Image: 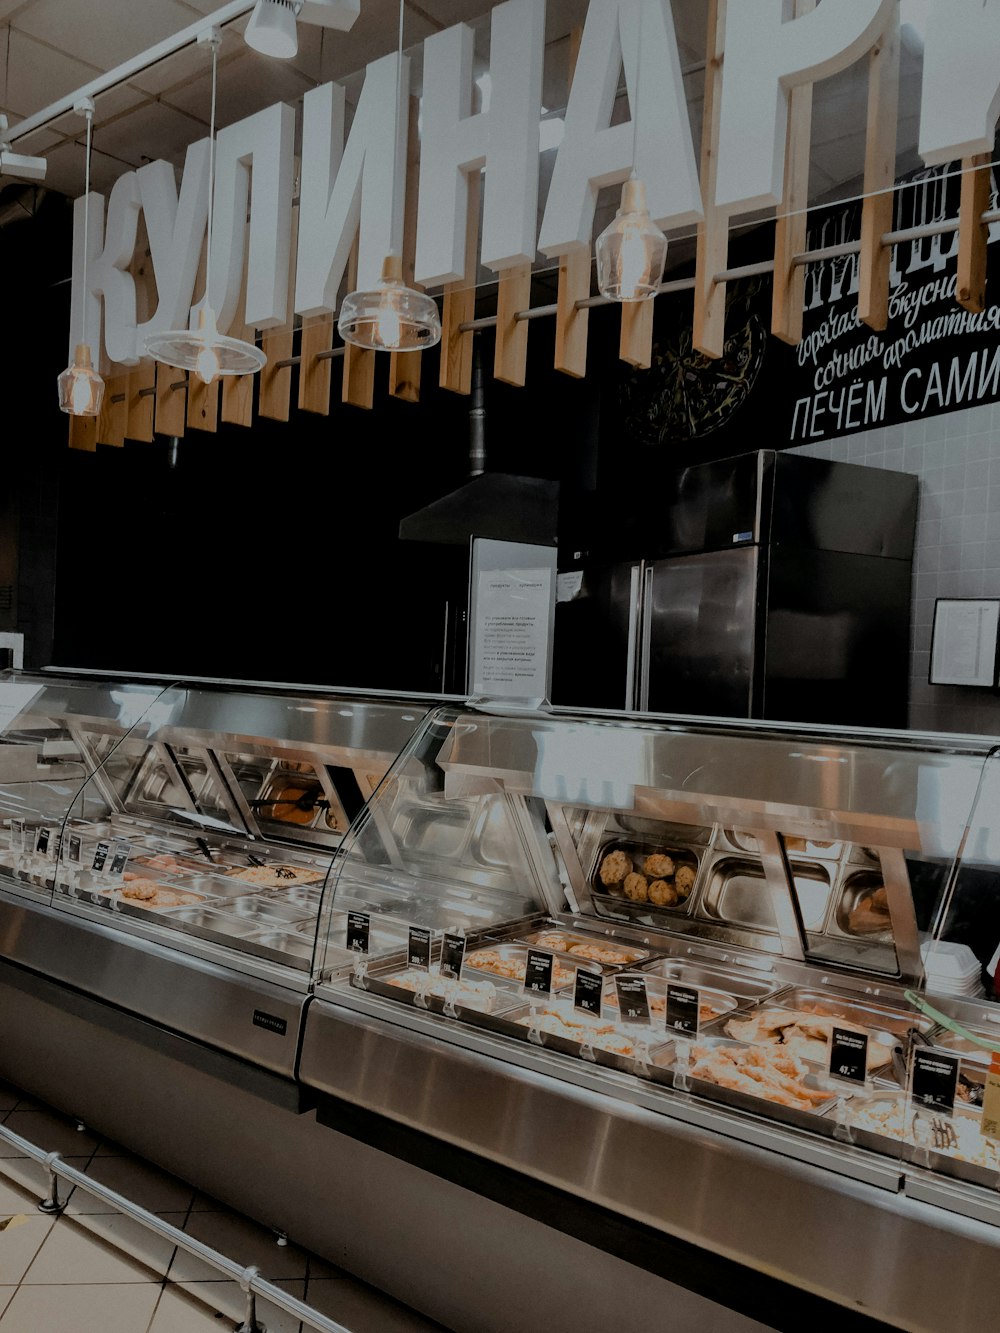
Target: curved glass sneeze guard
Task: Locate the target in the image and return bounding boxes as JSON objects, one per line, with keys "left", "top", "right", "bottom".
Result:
{"left": 322, "top": 705, "right": 1000, "bottom": 1201}
{"left": 37, "top": 680, "right": 429, "bottom": 981}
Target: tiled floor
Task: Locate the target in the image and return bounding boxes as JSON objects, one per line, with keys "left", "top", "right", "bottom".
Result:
{"left": 0, "top": 1079, "right": 448, "bottom": 1333}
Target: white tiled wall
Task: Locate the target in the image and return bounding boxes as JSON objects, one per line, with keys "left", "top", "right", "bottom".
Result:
{"left": 790, "top": 402, "right": 1000, "bottom": 735}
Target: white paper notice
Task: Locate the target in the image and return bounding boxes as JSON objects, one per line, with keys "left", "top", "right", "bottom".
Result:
{"left": 0, "top": 684, "right": 41, "bottom": 733}
{"left": 930, "top": 601, "right": 1000, "bottom": 687}
{"left": 473, "top": 568, "right": 552, "bottom": 700}
{"left": 556, "top": 570, "right": 584, "bottom": 604}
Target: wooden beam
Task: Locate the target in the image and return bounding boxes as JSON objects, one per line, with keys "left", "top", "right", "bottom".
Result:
{"left": 494, "top": 264, "right": 532, "bottom": 386}
{"left": 126, "top": 363, "right": 155, "bottom": 443}
{"left": 693, "top": 0, "right": 728, "bottom": 360}
{"left": 298, "top": 315, "right": 334, "bottom": 414}
{"left": 68, "top": 415, "right": 97, "bottom": 452}
{"left": 619, "top": 300, "right": 654, "bottom": 369}
{"left": 259, "top": 200, "right": 299, "bottom": 422}
{"left": 187, "top": 371, "right": 220, "bottom": 433}
{"left": 221, "top": 236, "right": 257, "bottom": 427}
{"left": 390, "top": 94, "right": 423, "bottom": 404}
{"left": 554, "top": 27, "right": 590, "bottom": 379}
{"left": 342, "top": 240, "right": 375, "bottom": 409}
{"left": 771, "top": 0, "right": 815, "bottom": 346}
{"left": 439, "top": 169, "right": 482, "bottom": 395}
{"left": 154, "top": 364, "right": 187, "bottom": 437}
{"left": 858, "top": 19, "right": 899, "bottom": 332}
{"left": 957, "top": 153, "right": 992, "bottom": 314}
{"left": 96, "top": 375, "right": 128, "bottom": 447}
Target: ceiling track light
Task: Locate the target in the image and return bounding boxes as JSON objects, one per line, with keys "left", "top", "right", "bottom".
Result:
{"left": 594, "top": 5, "right": 668, "bottom": 303}
{"left": 245, "top": 0, "right": 302, "bottom": 60}
{"left": 58, "top": 97, "right": 105, "bottom": 418}
{"left": 144, "top": 28, "right": 266, "bottom": 385}
{"left": 338, "top": 0, "right": 441, "bottom": 354}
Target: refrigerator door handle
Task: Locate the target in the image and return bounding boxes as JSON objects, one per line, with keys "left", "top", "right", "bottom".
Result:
{"left": 624, "top": 565, "right": 641, "bottom": 711}
{"left": 637, "top": 562, "right": 653, "bottom": 712}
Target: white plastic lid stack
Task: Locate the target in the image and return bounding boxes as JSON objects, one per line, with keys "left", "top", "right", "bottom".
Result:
{"left": 921, "top": 940, "right": 985, "bottom": 997}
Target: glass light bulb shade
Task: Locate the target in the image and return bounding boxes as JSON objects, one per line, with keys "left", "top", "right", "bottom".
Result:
{"left": 245, "top": 0, "right": 299, "bottom": 58}
{"left": 144, "top": 307, "right": 266, "bottom": 378}
{"left": 338, "top": 257, "right": 441, "bottom": 352}
{"left": 57, "top": 344, "right": 105, "bottom": 417}
{"left": 595, "top": 178, "right": 668, "bottom": 303}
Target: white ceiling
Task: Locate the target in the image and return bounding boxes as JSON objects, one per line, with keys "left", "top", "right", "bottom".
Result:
{"left": 0, "top": 0, "right": 925, "bottom": 266}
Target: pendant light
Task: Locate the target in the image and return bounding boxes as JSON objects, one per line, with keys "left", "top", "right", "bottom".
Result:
{"left": 57, "top": 99, "right": 105, "bottom": 417}
{"left": 595, "top": 5, "right": 668, "bottom": 302}
{"left": 145, "top": 29, "right": 266, "bottom": 383}
{"left": 338, "top": 0, "right": 441, "bottom": 352}
{"left": 245, "top": 0, "right": 301, "bottom": 60}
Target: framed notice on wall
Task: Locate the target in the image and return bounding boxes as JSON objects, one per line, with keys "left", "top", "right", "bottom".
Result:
{"left": 930, "top": 599, "right": 1000, "bottom": 687}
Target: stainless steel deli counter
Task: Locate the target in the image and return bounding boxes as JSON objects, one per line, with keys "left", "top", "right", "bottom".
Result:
{"left": 3, "top": 674, "right": 1000, "bottom": 1331}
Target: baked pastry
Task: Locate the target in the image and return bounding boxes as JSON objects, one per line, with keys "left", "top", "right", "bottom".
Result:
{"left": 675, "top": 865, "right": 696, "bottom": 898}
{"left": 226, "top": 864, "right": 324, "bottom": 888}
{"left": 847, "top": 885, "right": 891, "bottom": 934}
{"left": 122, "top": 878, "right": 157, "bottom": 901}
{"left": 648, "top": 879, "right": 677, "bottom": 906}
{"left": 599, "top": 850, "right": 632, "bottom": 886}
{"left": 623, "top": 872, "right": 649, "bottom": 902}
{"left": 644, "top": 853, "right": 675, "bottom": 878}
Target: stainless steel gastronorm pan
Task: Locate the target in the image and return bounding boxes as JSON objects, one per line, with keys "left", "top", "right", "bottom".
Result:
{"left": 590, "top": 840, "right": 700, "bottom": 915}
{"left": 697, "top": 857, "right": 832, "bottom": 934}
{"left": 638, "top": 958, "right": 783, "bottom": 1002}
{"left": 828, "top": 870, "right": 892, "bottom": 941}
{"left": 681, "top": 1036, "right": 842, "bottom": 1133}
{"left": 765, "top": 988, "right": 934, "bottom": 1040}
{"left": 464, "top": 941, "right": 606, "bottom": 989}
{"left": 601, "top": 974, "right": 739, "bottom": 1027}
{"left": 516, "top": 927, "right": 653, "bottom": 967}
{"left": 225, "top": 896, "right": 313, "bottom": 926}
{"left": 498, "top": 999, "right": 676, "bottom": 1076}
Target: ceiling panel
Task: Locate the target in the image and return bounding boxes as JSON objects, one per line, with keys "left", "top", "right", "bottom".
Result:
{"left": 13, "top": 0, "right": 203, "bottom": 72}
{"left": 4, "top": 29, "right": 100, "bottom": 117}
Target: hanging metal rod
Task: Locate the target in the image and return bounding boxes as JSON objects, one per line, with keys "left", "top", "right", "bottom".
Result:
{"left": 8, "top": 2, "right": 255, "bottom": 144}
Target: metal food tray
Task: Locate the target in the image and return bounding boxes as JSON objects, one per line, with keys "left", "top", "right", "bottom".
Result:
{"left": 931, "top": 1027, "right": 1000, "bottom": 1068}
{"left": 590, "top": 840, "right": 700, "bottom": 915}
{"left": 155, "top": 905, "right": 317, "bottom": 970}
{"left": 697, "top": 856, "right": 833, "bottom": 935}
{"left": 827, "top": 870, "right": 893, "bottom": 942}
{"left": 498, "top": 998, "right": 676, "bottom": 1076}
{"left": 356, "top": 951, "right": 534, "bottom": 1035}
{"left": 306, "top": 911, "right": 409, "bottom": 958}
{"left": 516, "top": 927, "right": 653, "bottom": 968}
{"left": 820, "top": 1090, "right": 1000, "bottom": 1190}
{"left": 638, "top": 958, "right": 783, "bottom": 1003}
{"left": 763, "top": 988, "right": 935, "bottom": 1041}
{"left": 680, "top": 1036, "right": 843, "bottom": 1136}
{"left": 225, "top": 895, "right": 314, "bottom": 926}
{"left": 464, "top": 941, "right": 606, "bottom": 990}
{"left": 602, "top": 973, "right": 740, "bottom": 1028}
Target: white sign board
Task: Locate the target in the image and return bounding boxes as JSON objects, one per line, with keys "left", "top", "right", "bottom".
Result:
{"left": 930, "top": 599, "right": 1000, "bottom": 687}
{"left": 469, "top": 539, "right": 557, "bottom": 706}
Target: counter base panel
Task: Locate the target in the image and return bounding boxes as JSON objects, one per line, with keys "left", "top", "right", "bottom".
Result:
{"left": 0, "top": 964, "right": 780, "bottom": 1333}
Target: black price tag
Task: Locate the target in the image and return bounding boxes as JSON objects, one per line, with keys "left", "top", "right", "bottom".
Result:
{"left": 615, "top": 974, "right": 651, "bottom": 1025}
{"left": 573, "top": 968, "right": 603, "bottom": 1017}
{"left": 92, "top": 841, "right": 110, "bottom": 873}
{"left": 408, "top": 925, "right": 431, "bottom": 973}
{"left": 911, "top": 1049, "right": 960, "bottom": 1113}
{"left": 346, "top": 911, "right": 371, "bottom": 954}
{"left": 666, "top": 984, "right": 701, "bottom": 1037}
{"left": 523, "top": 949, "right": 554, "bottom": 995}
{"left": 35, "top": 828, "right": 50, "bottom": 857}
{"left": 830, "top": 1026, "right": 869, "bottom": 1084}
{"left": 440, "top": 932, "right": 466, "bottom": 980}
{"left": 109, "top": 840, "right": 132, "bottom": 877}
{"left": 67, "top": 834, "right": 82, "bottom": 866}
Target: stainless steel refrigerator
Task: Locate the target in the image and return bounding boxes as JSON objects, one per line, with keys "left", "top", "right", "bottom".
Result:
{"left": 553, "top": 451, "right": 917, "bottom": 727}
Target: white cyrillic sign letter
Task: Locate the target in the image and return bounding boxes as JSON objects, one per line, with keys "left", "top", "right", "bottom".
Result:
{"left": 195, "top": 102, "right": 295, "bottom": 332}
{"left": 295, "top": 55, "right": 403, "bottom": 317}
{"left": 415, "top": 0, "right": 545, "bottom": 286}
{"left": 538, "top": 0, "right": 700, "bottom": 259}
{"left": 715, "top": 0, "right": 895, "bottom": 212}
{"left": 70, "top": 171, "right": 142, "bottom": 367}
{"left": 136, "top": 140, "right": 211, "bottom": 344}
{"left": 920, "top": 0, "right": 1000, "bottom": 164}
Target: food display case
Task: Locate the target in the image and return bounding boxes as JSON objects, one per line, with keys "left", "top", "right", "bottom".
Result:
{"left": 301, "top": 704, "right": 1000, "bottom": 1331}
{"left": 0, "top": 669, "right": 435, "bottom": 1085}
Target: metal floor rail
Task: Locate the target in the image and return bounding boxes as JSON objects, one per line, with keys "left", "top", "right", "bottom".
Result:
{"left": 0, "top": 1121, "right": 353, "bottom": 1333}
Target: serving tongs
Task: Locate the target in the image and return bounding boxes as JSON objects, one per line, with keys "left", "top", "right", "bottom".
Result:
{"left": 891, "top": 1024, "right": 935, "bottom": 1087}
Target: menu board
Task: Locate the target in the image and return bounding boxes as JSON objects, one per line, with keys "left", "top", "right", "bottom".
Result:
{"left": 469, "top": 539, "right": 557, "bottom": 705}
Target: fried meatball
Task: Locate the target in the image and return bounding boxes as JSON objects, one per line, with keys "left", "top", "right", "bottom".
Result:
{"left": 121, "top": 878, "right": 158, "bottom": 901}
{"left": 623, "top": 871, "right": 649, "bottom": 902}
{"left": 644, "top": 853, "right": 675, "bottom": 879}
{"left": 674, "top": 864, "right": 696, "bottom": 898}
{"left": 648, "top": 879, "right": 678, "bottom": 907}
{"left": 599, "top": 849, "right": 632, "bottom": 886}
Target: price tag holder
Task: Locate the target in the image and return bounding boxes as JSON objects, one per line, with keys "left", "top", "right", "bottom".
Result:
{"left": 573, "top": 968, "right": 603, "bottom": 1017}
{"left": 614, "top": 974, "right": 651, "bottom": 1025}
{"left": 910, "top": 1049, "right": 959, "bottom": 1114}
{"left": 666, "top": 984, "right": 701, "bottom": 1037}
{"left": 440, "top": 932, "right": 466, "bottom": 980}
{"left": 830, "top": 1026, "right": 869, "bottom": 1086}
{"left": 981, "top": 1055, "right": 1000, "bottom": 1143}
{"left": 92, "top": 841, "right": 110, "bottom": 874}
{"left": 9, "top": 819, "right": 23, "bottom": 853}
{"left": 109, "top": 840, "right": 132, "bottom": 877}
{"left": 35, "top": 827, "right": 51, "bottom": 857}
{"left": 346, "top": 912, "right": 371, "bottom": 954}
{"left": 523, "top": 949, "right": 554, "bottom": 996}
{"left": 407, "top": 925, "right": 431, "bottom": 973}
{"left": 67, "top": 834, "right": 82, "bottom": 866}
